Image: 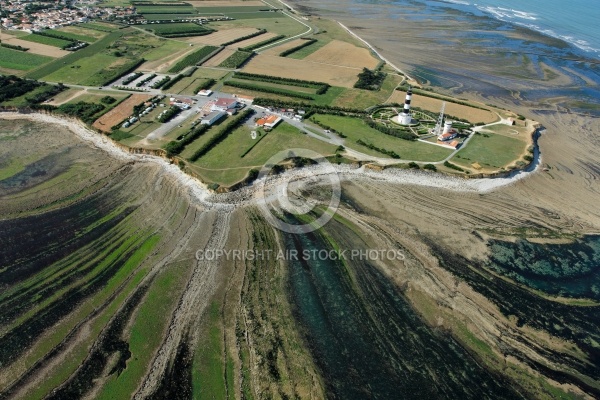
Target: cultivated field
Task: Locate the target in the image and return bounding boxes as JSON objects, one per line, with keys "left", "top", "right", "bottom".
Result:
{"left": 242, "top": 54, "right": 363, "bottom": 88}
{"left": 188, "top": 1, "right": 264, "bottom": 6}
{"left": 232, "top": 32, "right": 277, "bottom": 49}
{"left": 20, "top": 34, "right": 72, "bottom": 48}
{"left": 57, "top": 25, "right": 107, "bottom": 40}
{"left": 0, "top": 32, "right": 69, "bottom": 58}
{"left": 261, "top": 38, "right": 306, "bottom": 55}
{"left": 92, "top": 94, "right": 151, "bottom": 132}
{"left": 140, "top": 44, "right": 198, "bottom": 73}
{"left": 45, "top": 88, "right": 85, "bottom": 106}
{"left": 0, "top": 47, "right": 53, "bottom": 71}
{"left": 202, "top": 48, "right": 236, "bottom": 67}
{"left": 304, "top": 40, "right": 379, "bottom": 69}
{"left": 183, "top": 27, "right": 258, "bottom": 45}
{"left": 389, "top": 91, "right": 499, "bottom": 124}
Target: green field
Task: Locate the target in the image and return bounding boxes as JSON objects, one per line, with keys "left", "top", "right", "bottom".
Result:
{"left": 0, "top": 47, "right": 53, "bottom": 71}
{"left": 139, "top": 39, "right": 188, "bottom": 62}
{"left": 146, "top": 22, "right": 212, "bottom": 37}
{"left": 42, "top": 53, "right": 140, "bottom": 86}
{"left": 169, "top": 45, "right": 218, "bottom": 73}
{"left": 312, "top": 114, "right": 453, "bottom": 161}
{"left": 57, "top": 25, "right": 108, "bottom": 40}
{"left": 451, "top": 132, "right": 527, "bottom": 169}
{"left": 49, "top": 29, "right": 98, "bottom": 43}
{"left": 225, "top": 11, "right": 282, "bottom": 19}
{"left": 26, "top": 30, "right": 124, "bottom": 79}
{"left": 20, "top": 34, "right": 72, "bottom": 48}
{"left": 194, "top": 6, "right": 271, "bottom": 13}
{"left": 143, "top": 13, "right": 200, "bottom": 20}
{"left": 137, "top": 5, "right": 196, "bottom": 14}
{"left": 26, "top": 28, "right": 185, "bottom": 85}
{"left": 80, "top": 22, "right": 119, "bottom": 32}
{"left": 218, "top": 51, "right": 253, "bottom": 69}
{"left": 186, "top": 122, "right": 337, "bottom": 186}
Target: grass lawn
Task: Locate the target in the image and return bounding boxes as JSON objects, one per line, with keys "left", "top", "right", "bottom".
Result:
{"left": 138, "top": 38, "right": 188, "bottom": 61}
{"left": 57, "top": 25, "right": 108, "bottom": 40}
{"left": 0, "top": 47, "right": 53, "bottom": 71}
{"left": 332, "top": 74, "right": 403, "bottom": 109}
{"left": 451, "top": 132, "right": 528, "bottom": 169}
{"left": 313, "top": 114, "right": 453, "bottom": 161}
{"left": 41, "top": 53, "right": 123, "bottom": 85}
{"left": 48, "top": 28, "right": 97, "bottom": 43}
{"left": 26, "top": 30, "right": 123, "bottom": 79}
{"left": 80, "top": 22, "right": 120, "bottom": 32}
{"left": 20, "top": 33, "right": 72, "bottom": 48}
{"left": 187, "top": 121, "right": 337, "bottom": 186}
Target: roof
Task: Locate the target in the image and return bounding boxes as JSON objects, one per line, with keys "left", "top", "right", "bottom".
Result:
{"left": 214, "top": 98, "right": 237, "bottom": 107}
{"left": 203, "top": 110, "right": 225, "bottom": 120}
{"left": 256, "top": 115, "right": 280, "bottom": 126}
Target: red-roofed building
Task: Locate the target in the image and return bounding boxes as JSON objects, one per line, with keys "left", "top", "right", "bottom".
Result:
{"left": 256, "top": 115, "right": 282, "bottom": 130}
{"left": 211, "top": 97, "right": 238, "bottom": 112}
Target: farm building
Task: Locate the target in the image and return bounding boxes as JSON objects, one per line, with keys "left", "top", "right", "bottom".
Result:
{"left": 211, "top": 97, "right": 239, "bottom": 112}
{"left": 256, "top": 115, "right": 281, "bottom": 130}
{"left": 201, "top": 111, "right": 226, "bottom": 126}
{"left": 197, "top": 89, "right": 213, "bottom": 97}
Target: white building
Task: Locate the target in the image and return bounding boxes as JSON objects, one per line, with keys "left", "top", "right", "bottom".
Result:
{"left": 201, "top": 111, "right": 225, "bottom": 126}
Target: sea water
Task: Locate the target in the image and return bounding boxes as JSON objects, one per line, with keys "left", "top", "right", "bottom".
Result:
{"left": 437, "top": 0, "right": 600, "bottom": 58}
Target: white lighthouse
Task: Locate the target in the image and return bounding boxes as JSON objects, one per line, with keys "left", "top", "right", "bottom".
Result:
{"left": 396, "top": 87, "right": 413, "bottom": 125}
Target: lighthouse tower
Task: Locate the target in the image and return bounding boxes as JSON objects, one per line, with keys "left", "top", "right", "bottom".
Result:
{"left": 397, "top": 87, "right": 413, "bottom": 125}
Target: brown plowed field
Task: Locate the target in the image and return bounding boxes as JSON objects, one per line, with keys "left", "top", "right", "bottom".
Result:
{"left": 202, "top": 48, "right": 236, "bottom": 67}
{"left": 304, "top": 40, "right": 379, "bottom": 69}
{"left": 92, "top": 94, "right": 152, "bottom": 132}
{"left": 242, "top": 54, "right": 361, "bottom": 88}
{"left": 0, "top": 32, "right": 69, "bottom": 58}
{"left": 389, "top": 91, "right": 498, "bottom": 124}
{"left": 261, "top": 38, "right": 306, "bottom": 56}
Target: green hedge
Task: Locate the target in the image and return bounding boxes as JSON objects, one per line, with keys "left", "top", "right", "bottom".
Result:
{"left": 240, "top": 35, "right": 285, "bottom": 51}
{"left": 168, "top": 46, "right": 219, "bottom": 73}
{"left": 193, "top": 79, "right": 216, "bottom": 93}
{"left": 0, "top": 43, "right": 29, "bottom": 52}
{"left": 157, "top": 106, "right": 181, "bottom": 123}
{"left": 279, "top": 38, "right": 317, "bottom": 57}
{"left": 233, "top": 72, "right": 329, "bottom": 94}
{"left": 218, "top": 51, "right": 253, "bottom": 69}
{"left": 356, "top": 139, "right": 400, "bottom": 158}
{"left": 222, "top": 29, "right": 266, "bottom": 46}
{"left": 161, "top": 74, "right": 183, "bottom": 90}
{"left": 223, "top": 81, "right": 314, "bottom": 100}
{"left": 164, "top": 124, "right": 210, "bottom": 156}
